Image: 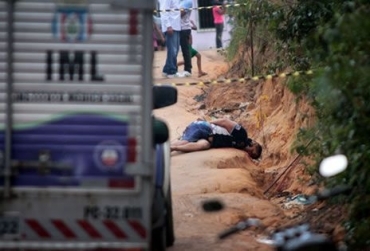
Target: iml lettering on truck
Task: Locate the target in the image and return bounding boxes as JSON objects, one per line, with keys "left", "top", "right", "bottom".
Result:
{"left": 46, "top": 50, "right": 104, "bottom": 81}
{"left": 46, "top": 5, "right": 103, "bottom": 81}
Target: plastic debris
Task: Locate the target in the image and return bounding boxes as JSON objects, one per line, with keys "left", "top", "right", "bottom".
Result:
{"left": 282, "top": 194, "right": 314, "bottom": 209}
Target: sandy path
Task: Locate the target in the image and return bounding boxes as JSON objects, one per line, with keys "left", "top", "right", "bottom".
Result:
{"left": 153, "top": 50, "right": 282, "bottom": 250}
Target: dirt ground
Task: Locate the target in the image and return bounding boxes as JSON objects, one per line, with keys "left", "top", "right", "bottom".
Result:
{"left": 153, "top": 49, "right": 337, "bottom": 250}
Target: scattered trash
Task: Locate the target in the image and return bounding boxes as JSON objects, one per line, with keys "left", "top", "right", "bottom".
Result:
{"left": 256, "top": 235, "right": 275, "bottom": 245}
{"left": 282, "top": 194, "right": 314, "bottom": 210}
{"left": 184, "top": 213, "right": 194, "bottom": 218}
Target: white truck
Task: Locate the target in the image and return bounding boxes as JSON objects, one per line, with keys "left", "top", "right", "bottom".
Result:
{"left": 0, "top": 0, "right": 176, "bottom": 250}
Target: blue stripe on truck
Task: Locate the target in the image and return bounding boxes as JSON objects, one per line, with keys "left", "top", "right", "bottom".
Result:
{"left": 0, "top": 113, "right": 135, "bottom": 187}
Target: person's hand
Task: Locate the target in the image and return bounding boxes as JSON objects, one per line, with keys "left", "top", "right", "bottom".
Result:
{"left": 166, "top": 26, "right": 174, "bottom": 35}
{"left": 190, "top": 20, "right": 197, "bottom": 30}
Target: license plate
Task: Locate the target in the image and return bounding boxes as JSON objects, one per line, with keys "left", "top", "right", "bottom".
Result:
{"left": 0, "top": 216, "right": 20, "bottom": 236}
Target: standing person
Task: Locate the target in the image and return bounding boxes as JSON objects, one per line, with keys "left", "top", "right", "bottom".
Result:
{"left": 153, "top": 14, "right": 165, "bottom": 51}
{"left": 153, "top": 19, "right": 165, "bottom": 51}
{"left": 212, "top": 0, "right": 226, "bottom": 49}
{"left": 179, "top": 0, "right": 193, "bottom": 77}
{"left": 160, "top": 0, "right": 181, "bottom": 78}
{"left": 177, "top": 20, "right": 208, "bottom": 77}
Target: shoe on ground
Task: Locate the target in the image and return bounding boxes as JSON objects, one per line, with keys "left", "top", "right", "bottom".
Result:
{"left": 182, "top": 71, "right": 191, "bottom": 77}
{"left": 166, "top": 71, "right": 191, "bottom": 78}
{"left": 162, "top": 72, "right": 168, "bottom": 77}
{"left": 167, "top": 72, "right": 186, "bottom": 78}
{"left": 166, "top": 73, "right": 179, "bottom": 78}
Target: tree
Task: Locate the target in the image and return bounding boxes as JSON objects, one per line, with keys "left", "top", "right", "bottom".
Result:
{"left": 229, "top": 0, "right": 370, "bottom": 248}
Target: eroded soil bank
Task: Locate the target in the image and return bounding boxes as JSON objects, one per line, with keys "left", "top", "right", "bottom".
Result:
{"left": 154, "top": 49, "right": 339, "bottom": 250}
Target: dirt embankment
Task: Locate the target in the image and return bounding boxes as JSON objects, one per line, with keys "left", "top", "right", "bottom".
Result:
{"left": 195, "top": 75, "right": 317, "bottom": 195}
{"left": 153, "top": 49, "right": 333, "bottom": 250}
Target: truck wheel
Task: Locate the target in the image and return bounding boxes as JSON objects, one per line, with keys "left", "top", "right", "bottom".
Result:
{"left": 151, "top": 224, "right": 166, "bottom": 251}
{"left": 151, "top": 189, "right": 167, "bottom": 251}
{"left": 165, "top": 185, "right": 175, "bottom": 247}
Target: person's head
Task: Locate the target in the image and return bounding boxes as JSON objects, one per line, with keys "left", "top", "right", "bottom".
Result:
{"left": 213, "top": 0, "right": 222, "bottom": 6}
{"left": 245, "top": 140, "right": 262, "bottom": 160}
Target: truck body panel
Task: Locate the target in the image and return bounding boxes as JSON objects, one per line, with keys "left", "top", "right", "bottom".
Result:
{"left": 0, "top": 0, "right": 158, "bottom": 249}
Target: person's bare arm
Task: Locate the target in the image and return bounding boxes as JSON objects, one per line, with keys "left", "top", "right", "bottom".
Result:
{"left": 190, "top": 20, "right": 197, "bottom": 30}
{"left": 216, "top": 6, "right": 226, "bottom": 15}
{"left": 171, "top": 139, "right": 211, "bottom": 152}
{"left": 209, "top": 118, "right": 237, "bottom": 133}
{"left": 153, "top": 24, "right": 165, "bottom": 43}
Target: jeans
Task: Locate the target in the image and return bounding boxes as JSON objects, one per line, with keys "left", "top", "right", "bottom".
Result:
{"left": 215, "top": 23, "right": 224, "bottom": 49}
{"left": 181, "top": 121, "right": 212, "bottom": 142}
{"left": 162, "top": 30, "right": 180, "bottom": 75}
{"left": 180, "top": 29, "right": 192, "bottom": 73}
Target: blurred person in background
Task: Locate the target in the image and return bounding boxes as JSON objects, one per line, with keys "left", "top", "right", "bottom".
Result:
{"left": 179, "top": 0, "right": 193, "bottom": 77}
{"left": 177, "top": 20, "right": 207, "bottom": 77}
{"left": 153, "top": 16, "right": 165, "bottom": 51}
{"left": 153, "top": 14, "right": 165, "bottom": 51}
{"left": 160, "top": 0, "right": 181, "bottom": 78}
{"left": 212, "top": 0, "right": 226, "bottom": 49}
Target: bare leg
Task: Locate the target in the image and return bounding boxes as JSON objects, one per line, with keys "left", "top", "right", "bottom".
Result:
{"left": 196, "top": 53, "right": 207, "bottom": 77}
{"left": 177, "top": 61, "right": 184, "bottom": 67}
{"left": 171, "top": 140, "right": 190, "bottom": 151}
{"left": 171, "top": 140, "right": 189, "bottom": 147}
{"left": 171, "top": 139, "right": 211, "bottom": 153}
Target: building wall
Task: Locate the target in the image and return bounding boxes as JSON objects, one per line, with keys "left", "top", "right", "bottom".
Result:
{"left": 154, "top": 0, "right": 233, "bottom": 51}
{"left": 188, "top": 0, "right": 232, "bottom": 51}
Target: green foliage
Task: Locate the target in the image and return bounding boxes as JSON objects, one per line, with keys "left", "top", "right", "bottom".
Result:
{"left": 226, "top": 0, "right": 279, "bottom": 75}
{"left": 226, "top": 24, "right": 248, "bottom": 62}
{"left": 268, "top": 0, "right": 340, "bottom": 70}
{"left": 314, "top": 5, "right": 370, "bottom": 248}
{"left": 281, "top": 1, "right": 370, "bottom": 249}
{"left": 285, "top": 75, "right": 311, "bottom": 95}
{"left": 228, "top": 0, "right": 370, "bottom": 248}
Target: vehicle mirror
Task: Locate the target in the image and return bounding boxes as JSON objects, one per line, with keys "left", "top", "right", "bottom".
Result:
{"left": 319, "top": 154, "right": 348, "bottom": 177}
{"left": 153, "top": 117, "right": 169, "bottom": 144}
{"left": 153, "top": 85, "right": 177, "bottom": 109}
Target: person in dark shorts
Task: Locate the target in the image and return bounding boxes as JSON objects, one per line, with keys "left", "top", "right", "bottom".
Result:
{"left": 171, "top": 118, "right": 262, "bottom": 159}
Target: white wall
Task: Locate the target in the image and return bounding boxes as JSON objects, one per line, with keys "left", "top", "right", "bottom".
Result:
{"left": 189, "top": 1, "right": 232, "bottom": 51}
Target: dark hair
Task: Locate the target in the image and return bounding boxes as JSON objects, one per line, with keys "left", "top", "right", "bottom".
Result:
{"left": 250, "top": 142, "right": 262, "bottom": 159}
{"left": 213, "top": 0, "right": 222, "bottom": 6}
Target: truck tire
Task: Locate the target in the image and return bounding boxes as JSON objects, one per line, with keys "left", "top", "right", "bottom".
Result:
{"left": 165, "top": 185, "right": 175, "bottom": 247}
{"left": 151, "top": 189, "right": 166, "bottom": 251}
{"left": 151, "top": 224, "right": 166, "bottom": 251}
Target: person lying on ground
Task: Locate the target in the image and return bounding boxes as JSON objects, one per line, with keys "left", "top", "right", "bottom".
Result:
{"left": 177, "top": 20, "right": 207, "bottom": 78}
{"left": 170, "top": 118, "right": 262, "bottom": 159}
